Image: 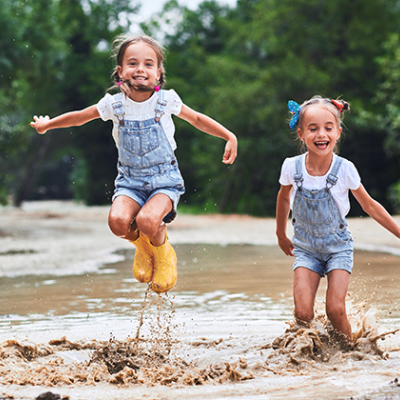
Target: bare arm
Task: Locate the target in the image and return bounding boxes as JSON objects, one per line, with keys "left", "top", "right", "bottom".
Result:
{"left": 276, "top": 184, "right": 294, "bottom": 256}
{"left": 30, "top": 105, "right": 100, "bottom": 134}
{"left": 177, "top": 104, "right": 237, "bottom": 164}
{"left": 351, "top": 184, "right": 400, "bottom": 239}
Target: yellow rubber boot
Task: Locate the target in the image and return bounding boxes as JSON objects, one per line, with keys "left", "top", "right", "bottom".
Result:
{"left": 151, "top": 232, "right": 177, "bottom": 293}
{"left": 131, "top": 233, "right": 154, "bottom": 283}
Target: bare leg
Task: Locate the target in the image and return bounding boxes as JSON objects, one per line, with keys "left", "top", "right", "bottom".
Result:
{"left": 326, "top": 269, "right": 351, "bottom": 340}
{"left": 135, "top": 194, "right": 177, "bottom": 293}
{"left": 135, "top": 193, "right": 173, "bottom": 247}
{"left": 293, "top": 267, "right": 321, "bottom": 324}
{"left": 108, "top": 195, "right": 141, "bottom": 242}
{"left": 108, "top": 194, "right": 173, "bottom": 286}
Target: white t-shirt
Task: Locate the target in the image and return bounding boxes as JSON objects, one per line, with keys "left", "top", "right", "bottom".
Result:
{"left": 279, "top": 153, "right": 361, "bottom": 218}
{"left": 96, "top": 89, "right": 183, "bottom": 150}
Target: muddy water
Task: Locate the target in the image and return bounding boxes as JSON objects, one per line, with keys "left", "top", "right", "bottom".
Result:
{"left": 0, "top": 244, "right": 400, "bottom": 400}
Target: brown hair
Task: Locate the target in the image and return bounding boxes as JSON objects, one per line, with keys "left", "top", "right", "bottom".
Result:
{"left": 109, "top": 35, "right": 166, "bottom": 95}
{"left": 297, "top": 95, "right": 350, "bottom": 130}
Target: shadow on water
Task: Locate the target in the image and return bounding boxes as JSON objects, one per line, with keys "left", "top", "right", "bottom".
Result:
{"left": 0, "top": 244, "right": 399, "bottom": 400}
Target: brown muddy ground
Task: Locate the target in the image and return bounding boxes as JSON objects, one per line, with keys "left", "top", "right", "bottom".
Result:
{"left": 0, "top": 201, "right": 400, "bottom": 400}
{"left": 1, "top": 200, "right": 400, "bottom": 278}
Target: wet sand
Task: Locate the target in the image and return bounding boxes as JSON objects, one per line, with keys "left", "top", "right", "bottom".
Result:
{"left": 1, "top": 201, "right": 400, "bottom": 400}
{"left": 1, "top": 200, "right": 400, "bottom": 278}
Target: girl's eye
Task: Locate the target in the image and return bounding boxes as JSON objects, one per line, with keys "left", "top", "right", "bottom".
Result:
{"left": 146, "top": 63, "right": 153, "bottom": 67}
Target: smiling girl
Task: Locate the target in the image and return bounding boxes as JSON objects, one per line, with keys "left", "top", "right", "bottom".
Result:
{"left": 276, "top": 96, "right": 400, "bottom": 342}
{"left": 31, "top": 35, "right": 237, "bottom": 294}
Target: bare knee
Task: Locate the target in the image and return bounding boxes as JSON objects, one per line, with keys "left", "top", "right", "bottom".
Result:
{"left": 326, "top": 301, "right": 346, "bottom": 322}
{"left": 135, "top": 210, "right": 162, "bottom": 238}
{"left": 294, "top": 307, "right": 314, "bottom": 324}
{"left": 108, "top": 209, "right": 134, "bottom": 238}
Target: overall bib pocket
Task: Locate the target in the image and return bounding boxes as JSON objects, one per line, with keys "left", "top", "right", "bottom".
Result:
{"left": 122, "top": 126, "right": 159, "bottom": 156}
{"left": 294, "top": 195, "right": 335, "bottom": 226}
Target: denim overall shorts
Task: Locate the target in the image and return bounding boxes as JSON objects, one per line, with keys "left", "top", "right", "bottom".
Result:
{"left": 291, "top": 154, "right": 354, "bottom": 277}
{"left": 111, "top": 90, "right": 185, "bottom": 223}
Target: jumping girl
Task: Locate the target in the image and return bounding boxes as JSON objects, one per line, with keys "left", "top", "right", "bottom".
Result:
{"left": 276, "top": 96, "right": 400, "bottom": 341}
{"left": 31, "top": 35, "right": 237, "bottom": 294}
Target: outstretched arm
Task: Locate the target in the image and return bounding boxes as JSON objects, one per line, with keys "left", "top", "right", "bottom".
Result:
{"left": 30, "top": 105, "right": 100, "bottom": 134}
{"left": 276, "top": 184, "right": 295, "bottom": 256}
{"left": 352, "top": 184, "right": 400, "bottom": 239}
{"left": 177, "top": 104, "right": 237, "bottom": 164}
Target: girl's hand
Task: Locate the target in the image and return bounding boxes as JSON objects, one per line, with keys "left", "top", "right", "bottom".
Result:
{"left": 30, "top": 115, "right": 50, "bottom": 134}
{"left": 222, "top": 137, "right": 238, "bottom": 164}
{"left": 278, "top": 235, "right": 294, "bottom": 256}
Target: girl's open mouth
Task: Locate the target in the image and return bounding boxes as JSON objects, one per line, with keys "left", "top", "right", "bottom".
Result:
{"left": 315, "top": 141, "right": 329, "bottom": 149}
{"left": 133, "top": 77, "right": 147, "bottom": 82}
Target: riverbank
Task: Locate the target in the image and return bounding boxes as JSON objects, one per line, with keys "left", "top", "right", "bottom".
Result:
{"left": 1, "top": 200, "right": 400, "bottom": 400}
{"left": 1, "top": 200, "right": 400, "bottom": 277}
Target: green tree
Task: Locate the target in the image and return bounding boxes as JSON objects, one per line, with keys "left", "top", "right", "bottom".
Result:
{"left": 0, "top": 0, "right": 138, "bottom": 205}
{"left": 374, "top": 33, "right": 400, "bottom": 212}
{"left": 146, "top": 0, "right": 400, "bottom": 215}
{"left": 2, "top": 0, "right": 400, "bottom": 216}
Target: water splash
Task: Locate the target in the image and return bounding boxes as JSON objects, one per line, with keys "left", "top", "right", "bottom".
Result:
{"left": 0, "top": 299, "right": 398, "bottom": 391}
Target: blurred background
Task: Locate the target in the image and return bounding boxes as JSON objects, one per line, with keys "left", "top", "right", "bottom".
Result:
{"left": 2, "top": 0, "right": 400, "bottom": 217}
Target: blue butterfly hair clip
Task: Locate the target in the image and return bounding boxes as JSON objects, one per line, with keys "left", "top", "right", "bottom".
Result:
{"left": 288, "top": 100, "right": 301, "bottom": 129}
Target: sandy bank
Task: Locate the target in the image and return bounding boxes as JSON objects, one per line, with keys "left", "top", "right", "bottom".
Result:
{"left": 0, "top": 200, "right": 399, "bottom": 277}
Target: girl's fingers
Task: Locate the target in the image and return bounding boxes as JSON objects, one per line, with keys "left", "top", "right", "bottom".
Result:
{"left": 223, "top": 148, "right": 237, "bottom": 164}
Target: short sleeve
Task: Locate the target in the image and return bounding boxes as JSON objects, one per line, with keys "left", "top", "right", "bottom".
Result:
{"left": 342, "top": 159, "right": 361, "bottom": 190}
{"left": 167, "top": 89, "right": 183, "bottom": 116}
{"left": 279, "top": 158, "right": 294, "bottom": 186}
{"left": 96, "top": 93, "right": 114, "bottom": 122}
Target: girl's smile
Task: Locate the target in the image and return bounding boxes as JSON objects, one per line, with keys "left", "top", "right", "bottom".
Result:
{"left": 117, "top": 41, "right": 161, "bottom": 101}
{"left": 298, "top": 105, "right": 342, "bottom": 157}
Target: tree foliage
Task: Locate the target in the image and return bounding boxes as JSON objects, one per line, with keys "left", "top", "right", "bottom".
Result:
{"left": 0, "top": 0, "right": 138, "bottom": 205}
{"left": 2, "top": 0, "right": 400, "bottom": 216}
{"left": 145, "top": 0, "right": 400, "bottom": 215}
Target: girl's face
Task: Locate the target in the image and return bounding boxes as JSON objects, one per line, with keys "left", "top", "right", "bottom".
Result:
{"left": 297, "top": 105, "right": 342, "bottom": 158}
{"left": 117, "top": 41, "right": 161, "bottom": 92}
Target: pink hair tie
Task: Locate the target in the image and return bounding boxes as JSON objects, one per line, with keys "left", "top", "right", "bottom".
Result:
{"left": 117, "top": 81, "right": 122, "bottom": 86}
{"left": 331, "top": 99, "right": 344, "bottom": 113}
{"left": 154, "top": 85, "right": 160, "bottom": 92}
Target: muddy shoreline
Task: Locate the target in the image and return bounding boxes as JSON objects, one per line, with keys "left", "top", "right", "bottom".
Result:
{"left": 0, "top": 201, "right": 400, "bottom": 400}
{"left": 1, "top": 200, "right": 400, "bottom": 278}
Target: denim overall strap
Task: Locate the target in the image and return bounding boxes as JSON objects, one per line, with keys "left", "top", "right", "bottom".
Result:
{"left": 293, "top": 154, "right": 305, "bottom": 189}
{"left": 111, "top": 91, "right": 167, "bottom": 123}
{"left": 112, "top": 93, "right": 125, "bottom": 126}
{"left": 155, "top": 90, "right": 167, "bottom": 122}
{"left": 325, "top": 156, "right": 343, "bottom": 191}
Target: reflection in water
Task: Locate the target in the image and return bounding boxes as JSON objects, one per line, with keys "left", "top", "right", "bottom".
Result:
{"left": 0, "top": 244, "right": 399, "bottom": 400}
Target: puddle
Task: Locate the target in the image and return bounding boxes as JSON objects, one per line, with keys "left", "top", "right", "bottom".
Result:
{"left": 0, "top": 244, "right": 399, "bottom": 400}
